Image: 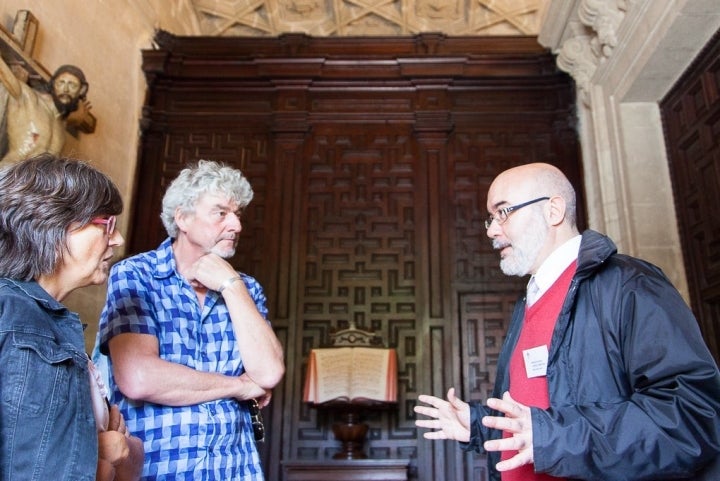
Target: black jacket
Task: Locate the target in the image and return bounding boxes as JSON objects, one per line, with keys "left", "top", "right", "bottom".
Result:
{"left": 466, "top": 230, "right": 720, "bottom": 480}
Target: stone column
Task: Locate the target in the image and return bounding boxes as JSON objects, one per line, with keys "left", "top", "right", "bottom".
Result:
{"left": 537, "top": 0, "right": 710, "bottom": 299}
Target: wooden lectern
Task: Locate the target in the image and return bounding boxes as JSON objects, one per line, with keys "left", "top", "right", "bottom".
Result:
{"left": 303, "top": 323, "right": 398, "bottom": 459}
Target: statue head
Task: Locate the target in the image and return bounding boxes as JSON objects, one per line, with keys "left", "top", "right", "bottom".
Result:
{"left": 48, "top": 65, "right": 88, "bottom": 118}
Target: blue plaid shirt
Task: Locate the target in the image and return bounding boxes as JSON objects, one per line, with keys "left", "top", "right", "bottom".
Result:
{"left": 98, "top": 238, "right": 266, "bottom": 480}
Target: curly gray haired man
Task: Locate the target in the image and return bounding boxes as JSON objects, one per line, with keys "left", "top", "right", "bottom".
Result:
{"left": 97, "top": 159, "right": 284, "bottom": 480}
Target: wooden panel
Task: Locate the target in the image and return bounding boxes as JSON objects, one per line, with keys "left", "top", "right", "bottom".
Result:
{"left": 661, "top": 29, "right": 720, "bottom": 365}
{"left": 132, "top": 33, "right": 580, "bottom": 481}
{"left": 292, "top": 126, "right": 420, "bottom": 462}
{"left": 284, "top": 459, "right": 409, "bottom": 480}
{"left": 457, "top": 292, "right": 518, "bottom": 481}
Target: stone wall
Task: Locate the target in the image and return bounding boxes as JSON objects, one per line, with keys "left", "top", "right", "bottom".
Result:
{"left": 540, "top": 0, "right": 720, "bottom": 300}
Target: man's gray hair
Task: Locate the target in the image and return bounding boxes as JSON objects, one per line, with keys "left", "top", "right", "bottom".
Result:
{"left": 161, "top": 160, "right": 254, "bottom": 238}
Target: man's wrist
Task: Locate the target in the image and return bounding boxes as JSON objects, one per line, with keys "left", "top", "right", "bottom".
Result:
{"left": 218, "top": 275, "right": 242, "bottom": 293}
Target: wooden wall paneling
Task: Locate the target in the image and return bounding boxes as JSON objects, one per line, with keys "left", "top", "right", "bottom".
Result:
{"left": 413, "top": 110, "right": 470, "bottom": 479}
{"left": 457, "top": 292, "right": 516, "bottom": 481}
{"left": 268, "top": 127, "right": 308, "bottom": 481}
{"left": 128, "top": 128, "right": 165, "bottom": 252}
{"left": 133, "top": 33, "right": 580, "bottom": 481}
{"left": 413, "top": 111, "right": 457, "bottom": 480}
{"left": 661, "top": 29, "right": 720, "bottom": 364}
{"left": 293, "top": 123, "right": 422, "bottom": 461}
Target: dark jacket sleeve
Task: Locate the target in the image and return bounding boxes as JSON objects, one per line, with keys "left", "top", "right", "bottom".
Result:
{"left": 463, "top": 401, "right": 491, "bottom": 452}
{"left": 462, "top": 294, "right": 526, "bottom": 480}
{"left": 462, "top": 402, "right": 503, "bottom": 481}
{"left": 532, "top": 258, "right": 720, "bottom": 481}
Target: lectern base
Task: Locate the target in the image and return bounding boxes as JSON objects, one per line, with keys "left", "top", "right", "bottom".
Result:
{"left": 332, "top": 410, "right": 368, "bottom": 459}
{"left": 283, "top": 459, "right": 410, "bottom": 481}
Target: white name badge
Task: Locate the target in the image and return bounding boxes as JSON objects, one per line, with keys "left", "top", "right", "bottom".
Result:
{"left": 523, "top": 345, "right": 549, "bottom": 378}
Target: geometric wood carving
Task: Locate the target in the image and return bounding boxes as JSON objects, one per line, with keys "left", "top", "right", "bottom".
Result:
{"left": 459, "top": 292, "right": 516, "bottom": 403}
{"left": 296, "top": 127, "right": 420, "bottom": 460}
{"left": 660, "top": 30, "right": 720, "bottom": 365}
{"left": 457, "top": 291, "right": 519, "bottom": 481}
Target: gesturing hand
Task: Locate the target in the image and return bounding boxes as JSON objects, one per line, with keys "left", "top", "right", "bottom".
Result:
{"left": 414, "top": 387, "right": 471, "bottom": 442}
{"left": 481, "top": 391, "right": 534, "bottom": 471}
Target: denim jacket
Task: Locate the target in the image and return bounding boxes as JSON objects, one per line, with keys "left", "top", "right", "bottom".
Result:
{"left": 0, "top": 278, "right": 98, "bottom": 480}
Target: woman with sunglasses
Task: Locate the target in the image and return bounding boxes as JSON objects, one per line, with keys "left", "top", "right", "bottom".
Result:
{"left": 0, "top": 154, "right": 141, "bottom": 481}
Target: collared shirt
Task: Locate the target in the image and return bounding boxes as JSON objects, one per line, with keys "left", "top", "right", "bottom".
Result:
{"left": 529, "top": 235, "right": 582, "bottom": 304}
{"left": 0, "top": 279, "right": 97, "bottom": 481}
{"left": 98, "top": 238, "right": 267, "bottom": 481}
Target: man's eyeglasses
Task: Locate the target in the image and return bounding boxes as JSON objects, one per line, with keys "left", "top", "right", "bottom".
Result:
{"left": 249, "top": 399, "right": 265, "bottom": 443}
{"left": 90, "top": 215, "right": 117, "bottom": 236}
{"left": 484, "top": 197, "right": 549, "bottom": 230}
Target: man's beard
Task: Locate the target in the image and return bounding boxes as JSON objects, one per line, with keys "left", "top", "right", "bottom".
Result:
{"left": 493, "top": 214, "right": 548, "bottom": 277}
{"left": 210, "top": 238, "right": 238, "bottom": 259}
{"left": 52, "top": 93, "right": 81, "bottom": 118}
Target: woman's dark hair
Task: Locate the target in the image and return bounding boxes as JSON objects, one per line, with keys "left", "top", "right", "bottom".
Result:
{"left": 0, "top": 153, "right": 123, "bottom": 280}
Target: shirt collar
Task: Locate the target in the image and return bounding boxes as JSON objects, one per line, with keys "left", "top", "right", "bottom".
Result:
{"left": 532, "top": 235, "right": 582, "bottom": 293}
{"left": 154, "top": 237, "right": 178, "bottom": 279}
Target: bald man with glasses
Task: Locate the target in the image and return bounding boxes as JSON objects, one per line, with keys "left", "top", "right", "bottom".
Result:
{"left": 415, "top": 163, "right": 720, "bottom": 481}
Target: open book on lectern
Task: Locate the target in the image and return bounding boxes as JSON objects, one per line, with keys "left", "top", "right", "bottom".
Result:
{"left": 303, "top": 347, "right": 397, "bottom": 404}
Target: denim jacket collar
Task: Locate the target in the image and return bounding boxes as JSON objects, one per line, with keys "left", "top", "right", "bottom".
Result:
{"left": 0, "top": 278, "right": 68, "bottom": 314}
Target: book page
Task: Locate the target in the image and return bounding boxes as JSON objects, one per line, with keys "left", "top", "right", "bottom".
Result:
{"left": 313, "top": 348, "right": 353, "bottom": 403}
{"left": 349, "top": 347, "right": 391, "bottom": 401}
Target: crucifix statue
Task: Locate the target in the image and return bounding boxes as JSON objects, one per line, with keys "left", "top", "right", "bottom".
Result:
{"left": 0, "top": 10, "right": 95, "bottom": 164}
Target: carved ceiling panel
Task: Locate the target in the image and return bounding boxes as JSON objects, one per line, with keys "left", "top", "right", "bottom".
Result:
{"left": 188, "top": 0, "right": 548, "bottom": 36}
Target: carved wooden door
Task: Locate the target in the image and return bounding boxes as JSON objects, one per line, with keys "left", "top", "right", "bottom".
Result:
{"left": 661, "top": 30, "right": 720, "bottom": 364}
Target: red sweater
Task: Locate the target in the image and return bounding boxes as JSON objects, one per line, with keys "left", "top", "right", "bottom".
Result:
{"left": 500, "top": 261, "right": 577, "bottom": 481}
